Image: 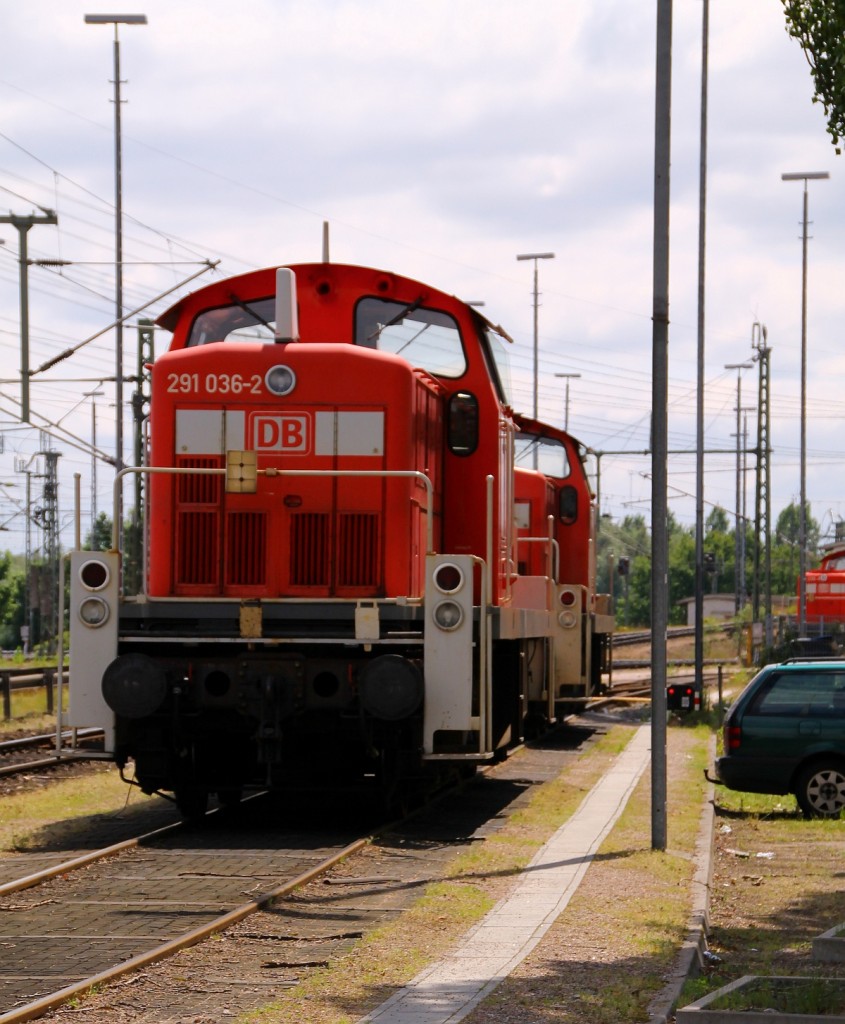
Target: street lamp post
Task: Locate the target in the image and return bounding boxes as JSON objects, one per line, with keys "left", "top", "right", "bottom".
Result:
{"left": 725, "top": 362, "right": 753, "bottom": 615}
{"left": 781, "top": 170, "right": 829, "bottom": 637}
{"left": 554, "top": 372, "right": 581, "bottom": 432}
{"left": 84, "top": 389, "right": 105, "bottom": 537}
{"left": 84, "top": 13, "right": 148, "bottom": 474}
{"left": 516, "top": 252, "right": 555, "bottom": 422}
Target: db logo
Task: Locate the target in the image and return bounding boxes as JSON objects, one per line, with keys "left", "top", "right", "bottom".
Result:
{"left": 252, "top": 414, "right": 309, "bottom": 452}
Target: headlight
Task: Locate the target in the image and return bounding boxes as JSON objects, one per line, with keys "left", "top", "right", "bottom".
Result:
{"left": 265, "top": 364, "right": 296, "bottom": 395}
{"left": 558, "top": 610, "right": 577, "bottom": 629}
{"left": 433, "top": 600, "right": 464, "bottom": 630}
{"left": 79, "top": 558, "right": 110, "bottom": 591}
{"left": 433, "top": 562, "right": 464, "bottom": 594}
{"left": 79, "top": 597, "right": 110, "bottom": 628}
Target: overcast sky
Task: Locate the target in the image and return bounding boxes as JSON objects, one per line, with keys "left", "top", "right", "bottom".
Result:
{"left": 0, "top": 0, "right": 842, "bottom": 557}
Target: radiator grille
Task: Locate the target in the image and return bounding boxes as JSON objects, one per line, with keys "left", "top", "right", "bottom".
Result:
{"left": 226, "top": 511, "right": 267, "bottom": 587}
{"left": 176, "top": 511, "right": 219, "bottom": 586}
{"left": 177, "top": 456, "right": 222, "bottom": 503}
{"left": 338, "top": 513, "right": 379, "bottom": 588}
{"left": 290, "top": 513, "right": 330, "bottom": 586}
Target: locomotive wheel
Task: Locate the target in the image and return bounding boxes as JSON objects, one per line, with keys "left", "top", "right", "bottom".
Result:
{"left": 174, "top": 786, "right": 209, "bottom": 821}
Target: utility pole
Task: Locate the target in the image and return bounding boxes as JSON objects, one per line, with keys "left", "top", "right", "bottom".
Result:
{"left": 694, "top": 0, "right": 709, "bottom": 693}
{"left": 725, "top": 362, "right": 753, "bottom": 615}
{"left": 515, "top": 251, "right": 555, "bottom": 423}
{"left": 752, "top": 323, "right": 772, "bottom": 648}
{"left": 781, "top": 170, "right": 829, "bottom": 636}
{"left": 554, "top": 373, "right": 581, "bottom": 432}
{"left": 0, "top": 210, "right": 58, "bottom": 422}
{"left": 651, "top": 0, "right": 672, "bottom": 853}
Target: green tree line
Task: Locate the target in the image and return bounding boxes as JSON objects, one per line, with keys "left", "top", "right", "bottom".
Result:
{"left": 597, "top": 501, "right": 820, "bottom": 627}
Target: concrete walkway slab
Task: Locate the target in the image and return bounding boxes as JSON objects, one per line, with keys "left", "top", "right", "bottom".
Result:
{"left": 359, "top": 724, "right": 652, "bottom": 1024}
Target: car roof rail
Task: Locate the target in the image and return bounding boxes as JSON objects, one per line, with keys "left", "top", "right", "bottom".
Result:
{"left": 779, "top": 655, "right": 845, "bottom": 665}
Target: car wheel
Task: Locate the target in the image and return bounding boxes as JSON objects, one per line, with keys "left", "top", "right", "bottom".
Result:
{"left": 795, "top": 761, "right": 845, "bottom": 819}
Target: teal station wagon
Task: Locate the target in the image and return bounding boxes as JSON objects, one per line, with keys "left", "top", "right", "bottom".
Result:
{"left": 715, "top": 658, "right": 845, "bottom": 817}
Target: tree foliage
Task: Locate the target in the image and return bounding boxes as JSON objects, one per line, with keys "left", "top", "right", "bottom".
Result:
{"left": 598, "top": 500, "right": 819, "bottom": 628}
{"left": 0, "top": 551, "right": 25, "bottom": 649}
{"left": 783, "top": 0, "right": 845, "bottom": 152}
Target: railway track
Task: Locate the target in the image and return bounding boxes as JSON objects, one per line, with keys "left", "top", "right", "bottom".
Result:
{"left": 0, "top": 717, "right": 604, "bottom": 1023}
{"left": 0, "top": 793, "right": 377, "bottom": 1022}
{"left": 0, "top": 731, "right": 104, "bottom": 780}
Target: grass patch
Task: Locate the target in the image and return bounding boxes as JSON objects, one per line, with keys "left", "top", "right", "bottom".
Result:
{"left": 678, "top": 784, "right": 845, "bottom": 1014}
{"left": 0, "top": 687, "right": 65, "bottom": 735}
{"left": 711, "top": 976, "right": 845, "bottom": 1014}
{"left": 0, "top": 764, "right": 158, "bottom": 853}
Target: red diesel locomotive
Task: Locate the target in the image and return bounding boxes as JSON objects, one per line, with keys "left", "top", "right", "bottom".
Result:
{"left": 67, "top": 263, "right": 613, "bottom": 814}
{"left": 805, "top": 537, "right": 845, "bottom": 625}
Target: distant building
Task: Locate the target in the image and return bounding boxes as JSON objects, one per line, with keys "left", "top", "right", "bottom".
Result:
{"left": 680, "top": 593, "right": 793, "bottom": 626}
{"left": 680, "top": 594, "right": 737, "bottom": 626}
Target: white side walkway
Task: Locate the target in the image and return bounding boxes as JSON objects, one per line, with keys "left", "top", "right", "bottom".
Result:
{"left": 359, "top": 724, "right": 652, "bottom": 1024}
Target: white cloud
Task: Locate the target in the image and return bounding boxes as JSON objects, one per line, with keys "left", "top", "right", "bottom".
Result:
{"left": 0, "top": 0, "right": 842, "bottom": 553}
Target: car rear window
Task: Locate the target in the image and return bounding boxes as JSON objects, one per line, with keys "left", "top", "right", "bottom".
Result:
{"left": 747, "top": 671, "right": 845, "bottom": 717}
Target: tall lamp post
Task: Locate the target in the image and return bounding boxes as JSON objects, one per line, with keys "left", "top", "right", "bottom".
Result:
{"left": 781, "top": 170, "right": 829, "bottom": 637}
{"left": 516, "top": 252, "right": 555, "bottom": 421}
{"left": 554, "top": 372, "right": 581, "bottom": 432}
{"left": 84, "top": 389, "right": 105, "bottom": 538}
{"left": 84, "top": 13, "right": 148, "bottom": 474}
{"left": 725, "top": 361, "right": 753, "bottom": 615}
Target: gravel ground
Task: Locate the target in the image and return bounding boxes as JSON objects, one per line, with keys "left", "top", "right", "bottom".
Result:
{"left": 20, "top": 709, "right": 842, "bottom": 1024}
{"left": 28, "top": 713, "right": 694, "bottom": 1024}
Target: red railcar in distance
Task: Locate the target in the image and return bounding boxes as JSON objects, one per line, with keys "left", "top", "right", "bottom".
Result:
{"left": 805, "top": 541, "right": 845, "bottom": 624}
{"left": 67, "top": 263, "right": 613, "bottom": 815}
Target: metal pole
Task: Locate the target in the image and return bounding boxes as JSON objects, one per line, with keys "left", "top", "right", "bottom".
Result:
{"left": 85, "top": 12, "right": 148, "bottom": 526}
{"left": 725, "top": 362, "right": 752, "bottom": 615}
{"left": 516, "top": 251, "right": 555, "bottom": 426}
{"left": 781, "top": 171, "right": 829, "bottom": 638}
{"left": 84, "top": 390, "right": 105, "bottom": 538}
{"left": 113, "top": 29, "right": 124, "bottom": 472}
{"left": 799, "top": 182, "right": 808, "bottom": 636}
{"left": 554, "top": 373, "right": 581, "bottom": 432}
{"left": 0, "top": 212, "right": 58, "bottom": 422}
{"left": 694, "top": 0, "right": 709, "bottom": 692}
{"left": 532, "top": 261, "right": 538, "bottom": 420}
{"left": 740, "top": 407, "right": 751, "bottom": 609}
{"left": 735, "top": 375, "right": 742, "bottom": 614}
{"left": 651, "top": 0, "right": 673, "bottom": 852}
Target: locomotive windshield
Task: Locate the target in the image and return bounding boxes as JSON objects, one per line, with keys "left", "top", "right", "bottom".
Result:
{"left": 482, "top": 325, "right": 515, "bottom": 406}
{"left": 187, "top": 298, "right": 276, "bottom": 346}
{"left": 515, "top": 432, "right": 572, "bottom": 479}
{"left": 355, "top": 298, "right": 466, "bottom": 377}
